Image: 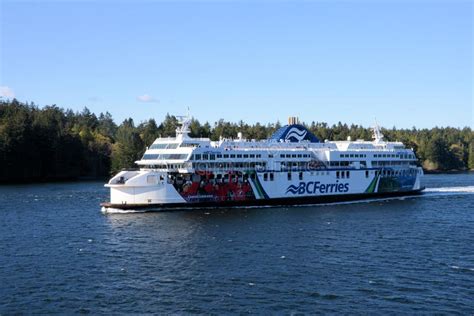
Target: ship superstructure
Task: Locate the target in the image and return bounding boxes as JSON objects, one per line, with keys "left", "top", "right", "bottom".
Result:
{"left": 102, "top": 116, "right": 423, "bottom": 210}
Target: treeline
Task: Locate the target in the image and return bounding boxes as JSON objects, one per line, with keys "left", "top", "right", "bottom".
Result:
{"left": 0, "top": 99, "right": 473, "bottom": 183}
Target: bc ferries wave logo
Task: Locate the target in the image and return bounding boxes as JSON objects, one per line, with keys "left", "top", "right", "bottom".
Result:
{"left": 286, "top": 181, "right": 350, "bottom": 195}
{"left": 286, "top": 183, "right": 306, "bottom": 194}
{"left": 285, "top": 127, "right": 307, "bottom": 142}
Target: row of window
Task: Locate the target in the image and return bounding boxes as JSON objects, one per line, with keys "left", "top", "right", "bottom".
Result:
{"left": 287, "top": 172, "right": 304, "bottom": 181}
{"left": 142, "top": 154, "right": 189, "bottom": 160}
{"left": 263, "top": 173, "right": 274, "bottom": 181}
{"left": 340, "top": 153, "right": 367, "bottom": 158}
{"left": 149, "top": 143, "right": 180, "bottom": 150}
{"left": 192, "top": 162, "right": 267, "bottom": 169}
{"left": 145, "top": 164, "right": 185, "bottom": 169}
{"left": 336, "top": 171, "right": 351, "bottom": 179}
{"left": 374, "top": 153, "right": 415, "bottom": 159}
{"left": 339, "top": 153, "right": 416, "bottom": 159}
{"left": 179, "top": 143, "right": 200, "bottom": 148}
{"left": 279, "top": 153, "right": 311, "bottom": 158}
{"left": 378, "top": 169, "right": 418, "bottom": 177}
{"left": 193, "top": 153, "right": 263, "bottom": 160}
{"left": 372, "top": 161, "right": 414, "bottom": 166}
{"left": 264, "top": 170, "right": 332, "bottom": 181}
{"left": 329, "top": 161, "right": 351, "bottom": 167}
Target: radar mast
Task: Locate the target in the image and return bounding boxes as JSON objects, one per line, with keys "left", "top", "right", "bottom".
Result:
{"left": 176, "top": 107, "right": 192, "bottom": 139}
{"left": 372, "top": 121, "right": 384, "bottom": 143}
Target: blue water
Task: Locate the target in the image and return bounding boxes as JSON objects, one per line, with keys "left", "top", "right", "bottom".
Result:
{"left": 1, "top": 174, "right": 473, "bottom": 314}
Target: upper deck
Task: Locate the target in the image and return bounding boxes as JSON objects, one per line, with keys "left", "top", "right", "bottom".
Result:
{"left": 134, "top": 116, "right": 418, "bottom": 173}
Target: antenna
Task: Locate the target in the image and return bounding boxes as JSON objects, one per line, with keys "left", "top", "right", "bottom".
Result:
{"left": 372, "top": 119, "right": 384, "bottom": 142}
{"left": 175, "top": 107, "right": 192, "bottom": 139}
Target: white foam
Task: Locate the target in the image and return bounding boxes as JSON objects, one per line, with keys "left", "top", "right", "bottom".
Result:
{"left": 424, "top": 186, "right": 474, "bottom": 193}
{"left": 101, "top": 207, "right": 146, "bottom": 214}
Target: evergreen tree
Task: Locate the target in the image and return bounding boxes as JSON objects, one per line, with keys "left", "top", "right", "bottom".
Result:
{"left": 111, "top": 119, "right": 144, "bottom": 173}
{"left": 469, "top": 141, "right": 474, "bottom": 170}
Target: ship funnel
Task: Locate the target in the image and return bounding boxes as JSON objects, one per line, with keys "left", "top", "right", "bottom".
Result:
{"left": 288, "top": 116, "right": 299, "bottom": 125}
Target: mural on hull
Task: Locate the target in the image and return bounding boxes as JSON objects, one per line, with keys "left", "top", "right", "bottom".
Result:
{"left": 378, "top": 175, "right": 416, "bottom": 192}
{"left": 168, "top": 169, "right": 418, "bottom": 203}
{"left": 169, "top": 171, "right": 257, "bottom": 203}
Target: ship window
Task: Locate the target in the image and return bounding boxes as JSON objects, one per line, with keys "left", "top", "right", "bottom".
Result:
{"left": 346, "top": 171, "right": 350, "bottom": 178}
{"left": 299, "top": 172, "right": 303, "bottom": 180}
{"left": 230, "top": 154, "right": 236, "bottom": 158}
{"left": 264, "top": 173, "right": 268, "bottom": 181}
{"left": 365, "top": 170, "right": 369, "bottom": 178}
{"left": 257, "top": 154, "right": 262, "bottom": 158}
{"left": 142, "top": 154, "right": 159, "bottom": 160}
{"left": 210, "top": 154, "right": 216, "bottom": 160}
{"left": 288, "top": 172, "right": 292, "bottom": 181}
{"left": 179, "top": 143, "right": 199, "bottom": 148}
{"left": 237, "top": 154, "right": 242, "bottom": 158}
{"left": 268, "top": 154, "right": 274, "bottom": 158}
{"left": 202, "top": 154, "right": 209, "bottom": 160}
{"left": 250, "top": 154, "right": 255, "bottom": 158}
{"left": 350, "top": 154, "right": 354, "bottom": 158}
{"left": 336, "top": 171, "right": 340, "bottom": 179}
{"left": 355, "top": 154, "right": 359, "bottom": 158}
{"left": 217, "top": 154, "right": 222, "bottom": 158}
{"left": 270, "top": 173, "right": 274, "bottom": 181}
{"left": 341, "top": 171, "right": 345, "bottom": 178}
{"left": 224, "top": 154, "right": 229, "bottom": 158}
{"left": 149, "top": 143, "right": 168, "bottom": 149}
{"left": 164, "top": 154, "right": 189, "bottom": 160}
{"left": 243, "top": 154, "right": 249, "bottom": 158}
{"left": 280, "top": 154, "right": 285, "bottom": 158}
{"left": 167, "top": 144, "right": 179, "bottom": 149}
{"left": 291, "top": 154, "right": 296, "bottom": 158}
{"left": 250, "top": 173, "right": 256, "bottom": 180}
{"left": 298, "top": 154, "right": 302, "bottom": 158}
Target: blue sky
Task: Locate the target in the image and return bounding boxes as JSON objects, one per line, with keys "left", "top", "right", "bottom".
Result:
{"left": 0, "top": 0, "right": 472, "bottom": 128}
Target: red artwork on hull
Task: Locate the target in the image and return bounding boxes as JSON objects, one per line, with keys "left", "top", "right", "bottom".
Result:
{"left": 170, "top": 171, "right": 256, "bottom": 203}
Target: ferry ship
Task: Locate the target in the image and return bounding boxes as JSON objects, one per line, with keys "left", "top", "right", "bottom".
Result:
{"left": 101, "top": 116, "right": 424, "bottom": 211}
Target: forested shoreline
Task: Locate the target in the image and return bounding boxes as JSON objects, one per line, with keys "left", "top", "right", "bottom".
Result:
{"left": 0, "top": 99, "right": 473, "bottom": 183}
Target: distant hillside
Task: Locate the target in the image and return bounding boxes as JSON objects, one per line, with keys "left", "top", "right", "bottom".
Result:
{"left": 0, "top": 99, "right": 473, "bottom": 183}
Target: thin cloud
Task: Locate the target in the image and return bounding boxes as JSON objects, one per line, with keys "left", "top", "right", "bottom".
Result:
{"left": 137, "top": 94, "right": 158, "bottom": 103}
{"left": 88, "top": 96, "right": 101, "bottom": 102}
{"left": 0, "top": 86, "right": 15, "bottom": 98}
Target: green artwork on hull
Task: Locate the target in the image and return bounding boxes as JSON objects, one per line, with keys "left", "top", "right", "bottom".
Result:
{"left": 377, "top": 177, "right": 403, "bottom": 193}
{"left": 246, "top": 170, "right": 269, "bottom": 199}
{"left": 365, "top": 174, "right": 379, "bottom": 193}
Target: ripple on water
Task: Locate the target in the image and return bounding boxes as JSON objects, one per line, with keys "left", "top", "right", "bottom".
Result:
{"left": 1, "top": 176, "right": 474, "bottom": 313}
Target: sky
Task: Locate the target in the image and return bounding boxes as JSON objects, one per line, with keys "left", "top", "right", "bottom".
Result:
{"left": 0, "top": 0, "right": 472, "bottom": 129}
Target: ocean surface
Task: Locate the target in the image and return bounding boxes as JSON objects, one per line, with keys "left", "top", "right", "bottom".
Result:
{"left": 0, "top": 173, "right": 473, "bottom": 314}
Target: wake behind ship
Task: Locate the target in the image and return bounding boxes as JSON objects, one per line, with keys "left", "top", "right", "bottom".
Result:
{"left": 101, "top": 116, "right": 423, "bottom": 211}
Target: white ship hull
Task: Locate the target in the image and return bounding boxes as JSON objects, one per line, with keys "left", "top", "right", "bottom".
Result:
{"left": 102, "top": 167, "right": 424, "bottom": 211}
{"left": 102, "top": 116, "right": 424, "bottom": 211}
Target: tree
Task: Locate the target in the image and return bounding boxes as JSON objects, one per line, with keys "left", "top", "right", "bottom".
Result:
{"left": 139, "top": 119, "right": 160, "bottom": 146}
{"left": 469, "top": 141, "right": 474, "bottom": 170}
{"left": 111, "top": 119, "right": 145, "bottom": 172}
